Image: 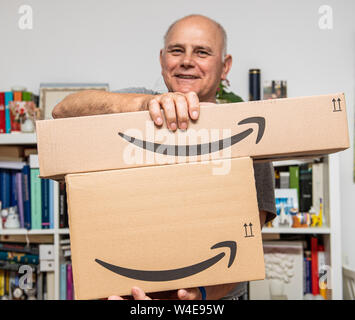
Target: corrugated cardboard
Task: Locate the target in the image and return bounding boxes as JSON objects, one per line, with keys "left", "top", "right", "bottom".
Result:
{"left": 37, "top": 93, "right": 349, "bottom": 179}
{"left": 65, "top": 157, "right": 265, "bottom": 300}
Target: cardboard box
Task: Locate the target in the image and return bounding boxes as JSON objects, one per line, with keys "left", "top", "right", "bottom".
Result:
{"left": 65, "top": 157, "right": 265, "bottom": 300}
{"left": 37, "top": 93, "right": 349, "bottom": 179}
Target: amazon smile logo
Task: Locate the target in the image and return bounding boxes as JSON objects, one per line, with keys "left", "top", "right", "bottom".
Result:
{"left": 119, "top": 116, "right": 265, "bottom": 157}
{"left": 95, "top": 241, "right": 236, "bottom": 281}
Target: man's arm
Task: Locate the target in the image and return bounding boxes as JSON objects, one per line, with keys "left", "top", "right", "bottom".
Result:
{"left": 51, "top": 90, "right": 200, "bottom": 131}
{"left": 51, "top": 90, "right": 152, "bottom": 118}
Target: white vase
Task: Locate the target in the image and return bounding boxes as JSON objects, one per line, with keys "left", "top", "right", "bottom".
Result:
{"left": 269, "top": 279, "right": 285, "bottom": 298}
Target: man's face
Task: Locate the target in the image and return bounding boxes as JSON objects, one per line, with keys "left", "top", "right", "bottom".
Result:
{"left": 160, "top": 17, "right": 232, "bottom": 103}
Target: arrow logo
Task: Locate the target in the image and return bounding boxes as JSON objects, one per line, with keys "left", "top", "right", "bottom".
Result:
{"left": 95, "top": 240, "right": 237, "bottom": 282}
{"left": 332, "top": 98, "right": 342, "bottom": 112}
{"left": 244, "top": 222, "right": 254, "bottom": 238}
{"left": 118, "top": 116, "right": 265, "bottom": 156}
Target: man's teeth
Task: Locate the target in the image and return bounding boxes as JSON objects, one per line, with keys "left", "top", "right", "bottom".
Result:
{"left": 177, "top": 75, "right": 197, "bottom": 79}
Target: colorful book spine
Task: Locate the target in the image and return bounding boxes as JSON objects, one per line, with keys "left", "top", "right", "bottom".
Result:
{"left": 30, "top": 168, "right": 42, "bottom": 229}
{"left": 299, "top": 164, "right": 313, "bottom": 212}
{"left": 0, "top": 270, "right": 4, "bottom": 296}
{"left": 59, "top": 182, "right": 68, "bottom": 228}
{"left": 10, "top": 172, "right": 17, "bottom": 207}
{"left": 22, "top": 165, "right": 31, "bottom": 229}
{"left": 49, "top": 180, "right": 54, "bottom": 229}
{"left": 41, "top": 179, "right": 50, "bottom": 229}
{"left": 304, "top": 251, "right": 312, "bottom": 294}
{"left": 0, "top": 251, "right": 39, "bottom": 264}
{"left": 15, "top": 172, "right": 24, "bottom": 228}
{"left": 12, "top": 91, "right": 22, "bottom": 132}
{"left": 66, "top": 263, "right": 73, "bottom": 300}
{"left": 0, "top": 93, "right": 5, "bottom": 134}
{"left": 22, "top": 92, "right": 32, "bottom": 102}
{"left": 0, "top": 170, "right": 11, "bottom": 209}
{"left": 311, "top": 237, "right": 319, "bottom": 295}
{"left": 289, "top": 166, "right": 300, "bottom": 201}
{"left": 4, "top": 92, "right": 13, "bottom": 133}
{"left": 60, "top": 263, "right": 67, "bottom": 300}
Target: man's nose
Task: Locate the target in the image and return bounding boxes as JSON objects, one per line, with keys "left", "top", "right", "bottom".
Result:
{"left": 180, "top": 53, "right": 195, "bottom": 68}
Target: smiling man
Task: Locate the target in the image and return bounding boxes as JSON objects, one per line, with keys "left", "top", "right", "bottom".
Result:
{"left": 52, "top": 14, "right": 276, "bottom": 300}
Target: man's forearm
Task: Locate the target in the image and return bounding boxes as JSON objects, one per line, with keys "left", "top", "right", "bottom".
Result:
{"left": 204, "top": 282, "right": 239, "bottom": 300}
{"left": 52, "top": 90, "right": 153, "bottom": 118}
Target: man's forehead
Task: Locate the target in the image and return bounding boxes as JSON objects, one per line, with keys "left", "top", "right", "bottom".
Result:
{"left": 165, "top": 20, "right": 222, "bottom": 49}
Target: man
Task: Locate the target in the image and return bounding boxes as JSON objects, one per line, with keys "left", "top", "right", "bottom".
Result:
{"left": 53, "top": 14, "right": 276, "bottom": 300}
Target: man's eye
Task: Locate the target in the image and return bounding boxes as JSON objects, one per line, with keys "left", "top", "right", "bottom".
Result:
{"left": 170, "top": 49, "right": 183, "bottom": 54}
{"left": 197, "top": 51, "right": 209, "bottom": 56}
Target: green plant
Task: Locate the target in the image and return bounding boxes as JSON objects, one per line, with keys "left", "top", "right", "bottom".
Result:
{"left": 216, "top": 80, "right": 243, "bottom": 103}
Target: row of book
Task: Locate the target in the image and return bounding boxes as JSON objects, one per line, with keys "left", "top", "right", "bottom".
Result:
{"left": 0, "top": 154, "right": 69, "bottom": 230}
{"left": 0, "top": 242, "right": 54, "bottom": 299}
{"left": 275, "top": 162, "right": 325, "bottom": 215}
{"left": 0, "top": 90, "right": 39, "bottom": 134}
{"left": 60, "top": 237, "right": 73, "bottom": 299}
{"left": 303, "top": 237, "right": 328, "bottom": 299}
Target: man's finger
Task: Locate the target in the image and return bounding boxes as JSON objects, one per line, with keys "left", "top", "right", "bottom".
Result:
{"left": 132, "top": 286, "right": 152, "bottom": 300}
{"left": 174, "top": 94, "right": 189, "bottom": 130}
{"left": 148, "top": 98, "right": 163, "bottom": 126}
{"left": 186, "top": 91, "right": 200, "bottom": 120}
{"left": 177, "top": 288, "right": 201, "bottom": 300}
{"left": 160, "top": 95, "right": 177, "bottom": 131}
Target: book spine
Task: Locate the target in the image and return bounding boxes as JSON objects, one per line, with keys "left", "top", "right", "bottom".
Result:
{"left": 299, "top": 164, "right": 313, "bottom": 212}
{"left": 41, "top": 179, "right": 50, "bottom": 229}
{"left": 49, "top": 180, "right": 54, "bottom": 229}
{"left": 30, "top": 168, "right": 42, "bottom": 229}
{"left": 22, "top": 165, "right": 31, "bottom": 230}
{"left": 289, "top": 166, "right": 300, "bottom": 201}
{"left": 304, "top": 251, "right": 312, "bottom": 294}
{"left": 11, "top": 91, "right": 22, "bottom": 132}
{"left": 4, "top": 92, "right": 13, "bottom": 133}
{"left": 10, "top": 172, "right": 17, "bottom": 207}
{"left": 0, "top": 93, "right": 5, "bottom": 134}
{"left": 0, "top": 270, "right": 4, "bottom": 296}
{"left": 59, "top": 182, "right": 67, "bottom": 228}
{"left": 311, "top": 237, "right": 319, "bottom": 295}
{"left": 66, "top": 263, "right": 73, "bottom": 300}
{"left": 0, "top": 170, "right": 11, "bottom": 208}
{"left": 15, "top": 172, "right": 25, "bottom": 228}
{"left": 0, "top": 251, "right": 39, "bottom": 264}
{"left": 60, "top": 263, "right": 67, "bottom": 300}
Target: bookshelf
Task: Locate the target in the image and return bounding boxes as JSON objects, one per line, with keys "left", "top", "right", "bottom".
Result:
{"left": 268, "top": 154, "right": 343, "bottom": 300}
{"left": 0, "top": 134, "right": 343, "bottom": 300}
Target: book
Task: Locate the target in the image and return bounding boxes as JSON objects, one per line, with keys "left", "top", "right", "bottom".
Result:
{"left": 59, "top": 182, "right": 68, "bottom": 228}
{"left": 0, "top": 92, "right": 6, "bottom": 133}
{"left": 11, "top": 91, "right": 22, "bottom": 132}
{"left": 4, "top": 92, "right": 13, "bottom": 133}
{"left": 49, "top": 180, "right": 54, "bottom": 229}
{"left": 66, "top": 263, "right": 73, "bottom": 300}
{"left": 15, "top": 172, "right": 25, "bottom": 228}
{"left": 304, "top": 250, "right": 312, "bottom": 294}
{"left": 280, "top": 171, "right": 290, "bottom": 188}
{"left": 312, "top": 162, "right": 326, "bottom": 225}
{"left": 41, "top": 179, "right": 50, "bottom": 229}
{"left": 318, "top": 244, "right": 327, "bottom": 299}
{"left": 46, "top": 272, "right": 55, "bottom": 300}
{"left": 0, "top": 251, "right": 39, "bottom": 264}
{"left": 299, "top": 164, "right": 312, "bottom": 212}
{"left": 0, "top": 270, "right": 4, "bottom": 296}
{"left": 60, "top": 263, "right": 67, "bottom": 300}
{"left": 0, "top": 242, "right": 39, "bottom": 255}
{"left": 311, "top": 237, "right": 319, "bottom": 295}
{"left": 30, "top": 168, "right": 42, "bottom": 230}
{"left": 10, "top": 171, "right": 17, "bottom": 207}
{"left": 0, "top": 169, "right": 11, "bottom": 208}
{"left": 22, "top": 164, "right": 31, "bottom": 229}
{"left": 289, "top": 166, "right": 300, "bottom": 202}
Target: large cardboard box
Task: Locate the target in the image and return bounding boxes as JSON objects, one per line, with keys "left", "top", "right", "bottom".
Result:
{"left": 65, "top": 157, "right": 265, "bottom": 300}
{"left": 37, "top": 93, "right": 349, "bottom": 180}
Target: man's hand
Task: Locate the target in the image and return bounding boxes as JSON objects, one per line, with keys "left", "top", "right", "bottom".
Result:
{"left": 108, "top": 286, "right": 202, "bottom": 300}
{"left": 147, "top": 91, "right": 200, "bottom": 131}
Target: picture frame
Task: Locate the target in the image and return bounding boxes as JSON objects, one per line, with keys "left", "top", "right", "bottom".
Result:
{"left": 39, "top": 83, "right": 109, "bottom": 120}
{"left": 275, "top": 188, "right": 299, "bottom": 215}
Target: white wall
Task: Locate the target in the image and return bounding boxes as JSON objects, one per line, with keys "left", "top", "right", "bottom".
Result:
{"left": 1, "top": 0, "right": 354, "bottom": 267}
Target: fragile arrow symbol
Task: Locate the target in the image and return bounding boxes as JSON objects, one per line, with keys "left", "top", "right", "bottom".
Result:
{"left": 249, "top": 223, "right": 254, "bottom": 237}
{"left": 332, "top": 98, "right": 336, "bottom": 111}
{"left": 337, "top": 98, "right": 341, "bottom": 111}
{"left": 244, "top": 223, "right": 248, "bottom": 237}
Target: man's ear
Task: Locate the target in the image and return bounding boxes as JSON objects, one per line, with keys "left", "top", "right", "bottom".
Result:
{"left": 159, "top": 49, "right": 164, "bottom": 70}
{"left": 221, "top": 54, "right": 233, "bottom": 81}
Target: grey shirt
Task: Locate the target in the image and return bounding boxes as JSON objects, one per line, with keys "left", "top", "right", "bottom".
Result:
{"left": 114, "top": 87, "right": 277, "bottom": 299}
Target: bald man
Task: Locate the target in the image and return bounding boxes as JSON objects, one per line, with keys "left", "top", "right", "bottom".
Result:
{"left": 53, "top": 14, "right": 276, "bottom": 300}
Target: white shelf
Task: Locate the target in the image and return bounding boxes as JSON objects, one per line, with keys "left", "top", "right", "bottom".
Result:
{"left": 58, "top": 228, "right": 70, "bottom": 235}
{"left": 0, "top": 228, "right": 54, "bottom": 235}
{"left": 262, "top": 227, "right": 331, "bottom": 234}
{"left": 272, "top": 158, "right": 321, "bottom": 167}
{"left": 0, "top": 133, "right": 37, "bottom": 145}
